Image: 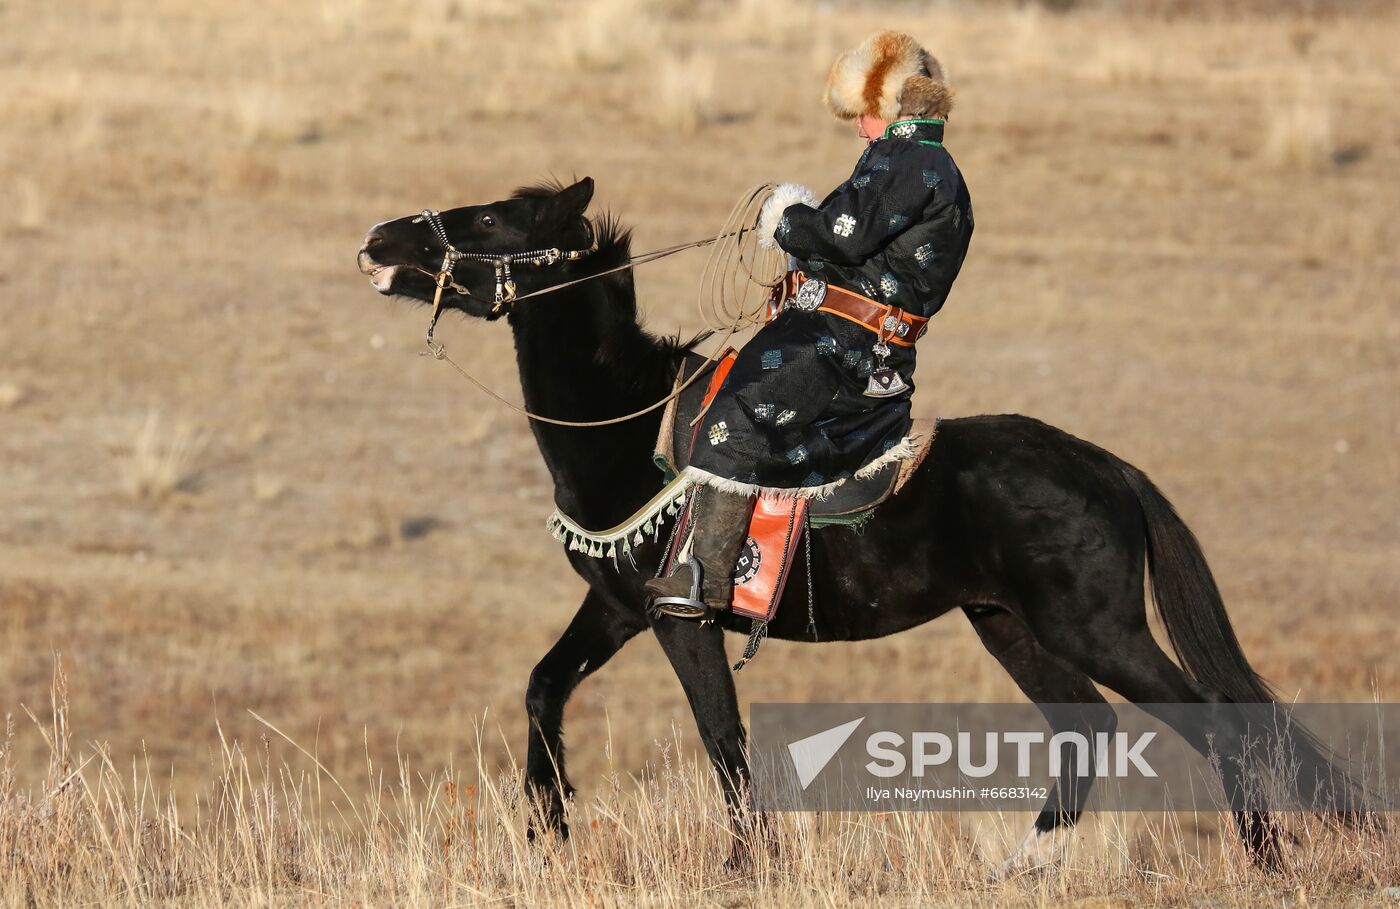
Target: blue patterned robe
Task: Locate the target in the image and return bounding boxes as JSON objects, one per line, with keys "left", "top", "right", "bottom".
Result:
{"left": 688, "top": 119, "right": 973, "bottom": 495}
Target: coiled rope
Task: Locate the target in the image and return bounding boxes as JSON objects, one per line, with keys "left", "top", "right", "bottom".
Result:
{"left": 423, "top": 183, "right": 783, "bottom": 428}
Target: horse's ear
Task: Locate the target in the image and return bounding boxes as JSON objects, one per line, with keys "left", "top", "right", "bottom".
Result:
{"left": 540, "top": 177, "right": 594, "bottom": 224}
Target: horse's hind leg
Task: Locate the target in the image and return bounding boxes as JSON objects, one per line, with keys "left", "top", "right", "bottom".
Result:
{"left": 525, "top": 588, "right": 646, "bottom": 840}
{"left": 964, "top": 605, "right": 1118, "bottom": 878}
{"left": 1048, "top": 626, "right": 1286, "bottom": 872}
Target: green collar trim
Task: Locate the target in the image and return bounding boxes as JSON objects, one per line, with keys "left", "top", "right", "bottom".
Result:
{"left": 884, "top": 118, "right": 945, "bottom": 132}
{"left": 881, "top": 118, "right": 945, "bottom": 147}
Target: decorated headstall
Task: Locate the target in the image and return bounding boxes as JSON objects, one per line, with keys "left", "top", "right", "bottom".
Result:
{"left": 413, "top": 208, "right": 596, "bottom": 343}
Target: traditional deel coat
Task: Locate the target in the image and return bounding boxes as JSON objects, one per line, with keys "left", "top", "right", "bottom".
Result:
{"left": 687, "top": 118, "right": 973, "bottom": 497}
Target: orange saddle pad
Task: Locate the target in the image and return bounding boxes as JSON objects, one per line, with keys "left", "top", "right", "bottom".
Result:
{"left": 731, "top": 494, "right": 808, "bottom": 622}
{"left": 661, "top": 492, "right": 808, "bottom": 623}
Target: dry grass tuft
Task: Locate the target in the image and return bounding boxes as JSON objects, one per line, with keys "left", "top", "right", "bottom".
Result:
{"left": 1260, "top": 96, "right": 1335, "bottom": 171}
{"left": 120, "top": 411, "right": 210, "bottom": 502}
{"left": 0, "top": 382, "right": 26, "bottom": 410}
{"left": 647, "top": 52, "right": 718, "bottom": 134}
{"left": 11, "top": 177, "right": 46, "bottom": 231}
{"left": 555, "top": 0, "right": 663, "bottom": 71}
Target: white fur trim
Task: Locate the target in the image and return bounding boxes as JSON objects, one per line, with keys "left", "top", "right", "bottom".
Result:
{"left": 684, "top": 465, "right": 846, "bottom": 500}
{"left": 758, "top": 182, "right": 818, "bottom": 251}
{"left": 852, "top": 435, "right": 918, "bottom": 479}
{"left": 685, "top": 433, "right": 919, "bottom": 501}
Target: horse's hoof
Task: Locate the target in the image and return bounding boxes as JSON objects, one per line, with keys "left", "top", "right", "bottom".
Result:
{"left": 525, "top": 784, "right": 573, "bottom": 847}
{"left": 526, "top": 817, "right": 569, "bottom": 844}
{"left": 1237, "top": 814, "right": 1287, "bottom": 873}
{"left": 1250, "top": 840, "right": 1286, "bottom": 874}
{"left": 992, "top": 827, "right": 1068, "bottom": 882}
{"left": 722, "top": 844, "right": 754, "bottom": 876}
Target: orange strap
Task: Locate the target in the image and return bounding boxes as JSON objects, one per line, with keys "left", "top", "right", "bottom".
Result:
{"left": 685, "top": 349, "right": 740, "bottom": 443}
{"left": 699, "top": 352, "right": 737, "bottom": 409}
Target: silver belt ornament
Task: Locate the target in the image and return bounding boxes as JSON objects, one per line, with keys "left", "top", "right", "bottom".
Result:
{"left": 864, "top": 343, "right": 910, "bottom": 398}
{"left": 791, "top": 277, "right": 827, "bottom": 312}
{"left": 786, "top": 277, "right": 909, "bottom": 399}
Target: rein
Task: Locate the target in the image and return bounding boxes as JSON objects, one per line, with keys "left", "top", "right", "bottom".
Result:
{"left": 415, "top": 184, "right": 779, "bottom": 429}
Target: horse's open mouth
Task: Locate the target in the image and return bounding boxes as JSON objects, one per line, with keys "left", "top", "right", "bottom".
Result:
{"left": 370, "top": 269, "right": 398, "bottom": 293}
{"left": 358, "top": 249, "right": 401, "bottom": 294}
{"left": 366, "top": 265, "right": 401, "bottom": 294}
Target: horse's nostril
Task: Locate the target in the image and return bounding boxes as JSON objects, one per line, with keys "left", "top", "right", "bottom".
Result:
{"left": 364, "top": 232, "right": 386, "bottom": 251}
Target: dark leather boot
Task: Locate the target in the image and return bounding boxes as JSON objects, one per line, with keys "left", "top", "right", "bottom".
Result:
{"left": 644, "top": 485, "right": 753, "bottom": 619}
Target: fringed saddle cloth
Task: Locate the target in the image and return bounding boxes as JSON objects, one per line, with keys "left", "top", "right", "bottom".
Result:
{"left": 653, "top": 349, "right": 937, "bottom": 528}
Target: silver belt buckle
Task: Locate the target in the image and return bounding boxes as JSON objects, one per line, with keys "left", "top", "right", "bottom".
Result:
{"left": 791, "top": 277, "right": 827, "bottom": 312}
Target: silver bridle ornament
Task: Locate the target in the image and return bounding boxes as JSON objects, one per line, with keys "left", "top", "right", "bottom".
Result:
{"left": 413, "top": 208, "right": 596, "bottom": 342}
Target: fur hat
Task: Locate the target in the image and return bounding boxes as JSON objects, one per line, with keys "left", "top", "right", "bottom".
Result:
{"left": 825, "top": 31, "right": 954, "bottom": 122}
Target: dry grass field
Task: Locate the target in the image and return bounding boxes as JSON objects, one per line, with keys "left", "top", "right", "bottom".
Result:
{"left": 2, "top": 0, "right": 1398, "bottom": 905}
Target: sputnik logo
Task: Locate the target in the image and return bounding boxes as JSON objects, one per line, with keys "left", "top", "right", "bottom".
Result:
{"left": 786, "top": 717, "right": 865, "bottom": 789}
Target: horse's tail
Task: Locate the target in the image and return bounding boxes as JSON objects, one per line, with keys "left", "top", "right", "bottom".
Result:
{"left": 1117, "top": 461, "right": 1369, "bottom": 819}
{"left": 1117, "top": 463, "right": 1274, "bottom": 703}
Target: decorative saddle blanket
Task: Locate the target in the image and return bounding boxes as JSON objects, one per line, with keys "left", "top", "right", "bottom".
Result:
{"left": 544, "top": 349, "right": 936, "bottom": 571}
{"left": 652, "top": 348, "right": 937, "bottom": 525}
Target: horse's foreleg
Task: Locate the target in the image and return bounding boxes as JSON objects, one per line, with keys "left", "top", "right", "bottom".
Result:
{"left": 964, "top": 605, "right": 1116, "bottom": 879}
{"left": 525, "top": 588, "right": 645, "bottom": 840}
{"left": 649, "top": 615, "right": 754, "bottom": 868}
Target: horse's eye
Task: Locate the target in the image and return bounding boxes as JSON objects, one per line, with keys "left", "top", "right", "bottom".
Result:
{"left": 480, "top": 214, "right": 496, "bottom": 229}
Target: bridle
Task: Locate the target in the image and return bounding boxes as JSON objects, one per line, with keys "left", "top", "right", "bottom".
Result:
{"left": 396, "top": 183, "right": 780, "bottom": 429}
{"left": 412, "top": 208, "right": 597, "bottom": 343}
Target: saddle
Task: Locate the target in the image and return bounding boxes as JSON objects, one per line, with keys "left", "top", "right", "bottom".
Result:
{"left": 652, "top": 348, "right": 936, "bottom": 527}
{"left": 649, "top": 348, "right": 936, "bottom": 667}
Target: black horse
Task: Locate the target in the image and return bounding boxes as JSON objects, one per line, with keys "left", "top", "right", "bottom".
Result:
{"left": 358, "top": 177, "right": 1341, "bottom": 874}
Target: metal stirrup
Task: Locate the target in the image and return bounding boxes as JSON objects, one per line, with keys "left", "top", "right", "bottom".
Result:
{"left": 649, "top": 558, "right": 710, "bottom": 620}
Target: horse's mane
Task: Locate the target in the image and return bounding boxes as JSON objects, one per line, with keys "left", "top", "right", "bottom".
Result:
{"left": 512, "top": 179, "right": 633, "bottom": 261}
{"left": 512, "top": 179, "right": 707, "bottom": 356}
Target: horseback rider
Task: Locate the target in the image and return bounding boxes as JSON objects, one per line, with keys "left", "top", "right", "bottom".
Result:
{"left": 645, "top": 31, "right": 974, "bottom": 619}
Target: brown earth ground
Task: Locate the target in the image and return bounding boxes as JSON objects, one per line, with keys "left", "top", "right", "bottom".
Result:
{"left": 1, "top": 0, "right": 1397, "bottom": 905}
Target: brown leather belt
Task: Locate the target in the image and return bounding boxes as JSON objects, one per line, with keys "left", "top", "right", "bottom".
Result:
{"left": 782, "top": 272, "right": 928, "bottom": 348}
